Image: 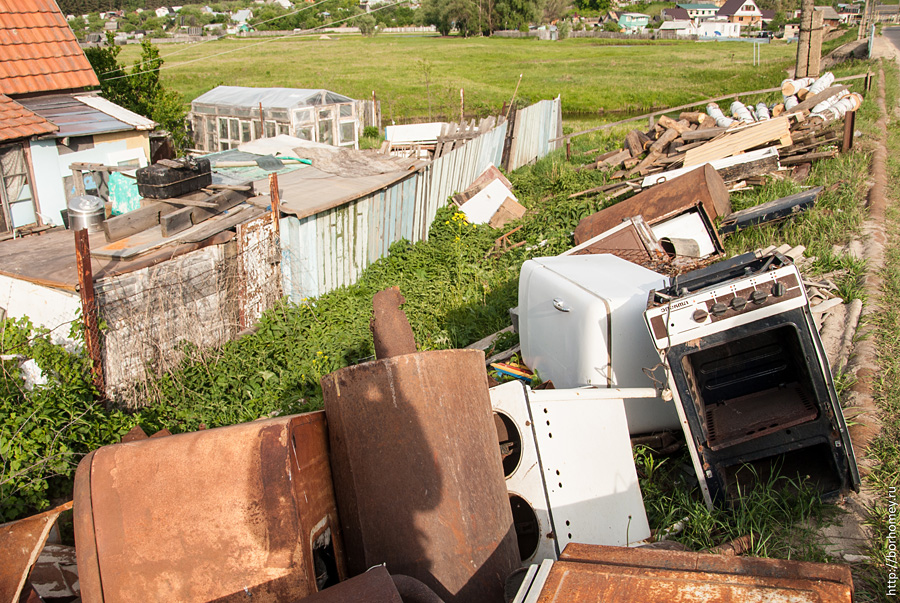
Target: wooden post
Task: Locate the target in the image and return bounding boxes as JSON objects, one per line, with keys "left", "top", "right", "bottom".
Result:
{"left": 566, "top": 140, "right": 571, "bottom": 161}
{"left": 72, "top": 168, "right": 86, "bottom": 196}
{"left": 259, "top": 102, "right": 265, "bottom": 138}
{"left": 648, "top": 115, "right": 655, "bottom": 129}
{"left": 460, "top": 88, "right": 465, "bottom": 124}
{"left": 796, "top": 0, "right": 814, "bottom": 78}
{"left": 269, "top": 172, "right": 280, "bottom": 238}
{"left": 842, "top": 110, "right": 856, "bottom": 153}
{"left": 74, "top": 228, "right": 104, "bottom": 398}
{"left": 808, "top": 9, "right": 824, "bottom": 77}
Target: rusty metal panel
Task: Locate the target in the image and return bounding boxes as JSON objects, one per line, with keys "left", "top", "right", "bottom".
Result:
{"left": 236, "top": 211, "right": 282, "bottom": 329}
{"left": 0, "top": 501, "right": 72, "bottom": 603}
{"left": 296, "top": 566, "right": 403, "bottom": 603}
{"left": 73, "top": 412, "right": 346, "bottom": 603}
{"left": 322, "top": 349, "right": 520, "bottom": 603}
{"left": 532, "top": 544, "right": 852, "bottom": 602}
{"left": 573, "top": 164, "right": 730, "bottom": 246}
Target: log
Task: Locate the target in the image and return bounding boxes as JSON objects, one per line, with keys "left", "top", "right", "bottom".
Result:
{"left": 623, "top": 156, "right": 642, "bottom": 170}
{"left": 602, "top": 149, "right": 632, "bottom": 168}
{"left": 637, "top": 130, "right": 652, "bottom": 150}
{"left": 658, "top": 115, "right": 690, "bottom": 134}
{"left": 626, "top": 150, "right": 663, "bottom": 177}
{"left": 625, "top": 130, "right": 644, "bottom": 157}
{"left": 679, "top": 111, "right": 705, "bottom": 124}
{"left": 681, "top": 127, "right": 727, "bottom": 142}
{"left": 716, "top": 152, "right": 781, "bottom": 183}
{"left": 649, "top": 128, "right": 680, "bottom": 154}
{"left": 697, "top": 115, "right": 717, "bottom": 130}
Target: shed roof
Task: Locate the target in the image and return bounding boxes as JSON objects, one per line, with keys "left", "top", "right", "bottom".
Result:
{"left": 192, "top": 86, "right": 355, "bottom": 110}
{"left": 76, "top": 94, "right": 156, "bottom": 130}
{"left": 0, "top": 0, "right": 100, "bottom": 95}
{"left": 18, "top": 93, "right": 143, "bottom": 138}
{"left": 659, "top": 20, "right": 693, "bottom": 29}
{"left": 0, "top": 93, "right": 57, "bottom": 142}
{"left": 663, "top": 7, "right": 691, "bottom": 19}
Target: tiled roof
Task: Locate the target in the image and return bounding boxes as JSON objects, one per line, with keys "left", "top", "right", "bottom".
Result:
{"left": 664, "top": 7, "right": 691, "bottom": 20}
{"left": 0, "top": 93, "right": 57, "bottom": 142}
{"left": 0, "top": 0, "right": 100, "bottom": 96}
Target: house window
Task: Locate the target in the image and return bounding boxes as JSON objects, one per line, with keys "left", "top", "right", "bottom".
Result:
{"left": 0, "top": 144, "right": 36, "bottom": 232}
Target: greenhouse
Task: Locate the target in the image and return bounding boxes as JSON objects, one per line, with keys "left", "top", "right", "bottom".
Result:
{"left": 190, "top": 86, "right": 362, "bottom": 152}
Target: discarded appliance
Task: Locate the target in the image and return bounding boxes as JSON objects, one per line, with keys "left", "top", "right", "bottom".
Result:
{"left": 573, "top": 164, "right": 730, "bottom": 247}
{"left": 67, "top": 195, "right": 105, "bottom": 232}
{"left": 296, "top": 566, "right": 444, "bottom": 603}
{"left": 643, "top": 252, "right": 860, "bottom": 507}
{"left": 719, "top": 187, "right": 822, "bottom": 235}
{"left": 518, "top": 255, "right": 680, "bottom": 434}
{"left": 651, "top": 202, "right": 724, "bottom": 261}
{"left": 562, "top": 216, "right": 667, "bottom": 266}
{"left": 512, "top": 543, "right": 853, "bottom": 602}
{"left": 321, "top": 291, "right": 519, "bottom": 603}
{"left": 458, "top": 177, "right": 526, "bottom": 228}
{"left": 0, "top": 501, "right": 73, "bottom": 603}
{"left": 136, "top": 157, "right": 212, "bottom": 199}
{"left": 74, "top": 411, "right": 347, "bottom": 602}
{"left": 490, "top": 381, "right": 652, "bottom": 566}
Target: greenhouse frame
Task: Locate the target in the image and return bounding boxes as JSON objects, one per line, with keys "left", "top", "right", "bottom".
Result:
{"left": 190, "top": 86, "right": 363, "bottom": 152}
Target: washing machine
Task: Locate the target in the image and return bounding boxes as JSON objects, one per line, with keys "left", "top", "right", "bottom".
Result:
{"left": 490, "top": 381, "right": 652, "bottom": 565}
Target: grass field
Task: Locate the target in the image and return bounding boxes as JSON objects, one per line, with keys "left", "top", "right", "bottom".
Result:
{"left": 120, "top": 34, "right": 810, "bottom": 122}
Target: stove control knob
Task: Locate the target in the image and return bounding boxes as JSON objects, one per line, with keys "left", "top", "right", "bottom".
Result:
{"left": 692, "top": 308, "right": 709, "bottom": 323}
{"left": 772, "top": 282, "right": 787, "bottom": 297}
{"left": 731, "top": 296, "right": 748, "bottom": 311}
{"left": 710, "top": 303, "right": 728, "bottom": 316}
{"left": 750, "top": 290, "right": 768, "bottom": 304}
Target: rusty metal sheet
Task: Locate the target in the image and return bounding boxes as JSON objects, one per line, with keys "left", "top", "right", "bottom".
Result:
{"left": 73, "top": 411, "right": 345, "bottom": 603}
{"left": 371, "top": 287, "right": 417, "bottom": 359}
{"left": 322, "top": 349, "right": 520, "bottom": 603}
{"left": 0, "top": 501, "right": 73, "bottom": 603}
{"left": 573, "top": 164, "right": 730, "bottom": 246}
{"left": 533, "top": 544, "right": 852, "bottom": 602}
{"left": 30, "top": 544, "right": 80, "bottom": 601}
{"left": 296, "top": 566, "right": 403, "bottom": 603}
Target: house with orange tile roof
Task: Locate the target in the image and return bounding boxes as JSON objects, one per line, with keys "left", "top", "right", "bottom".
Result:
{"left": 0, "top": 0, "right": 155, "bottom": 235}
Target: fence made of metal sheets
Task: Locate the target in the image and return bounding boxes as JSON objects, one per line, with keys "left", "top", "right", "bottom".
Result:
{"left": 506, "top": 97, "right": 563, "bottom": 171}
{"left": 279, "top": 99, "right": 560, "bottom": 302}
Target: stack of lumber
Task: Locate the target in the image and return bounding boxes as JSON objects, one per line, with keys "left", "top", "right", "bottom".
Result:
{"left": 573, "top": 73, "right": 856, "bottom": 201}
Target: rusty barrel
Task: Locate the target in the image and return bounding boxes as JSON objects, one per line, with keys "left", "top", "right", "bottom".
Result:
{"left": 322, "top": 349, "right": 519, "bottom": 603}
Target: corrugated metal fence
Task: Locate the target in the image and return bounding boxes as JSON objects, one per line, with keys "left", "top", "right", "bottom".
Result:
{"left": 279, "top": 98, "right": 561, "bottom": 302}
{"left": 505, "top": 97, "right": 563, "bottom": 172}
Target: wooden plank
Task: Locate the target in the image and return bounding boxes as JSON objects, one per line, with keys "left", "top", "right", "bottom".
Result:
{"left": 159, "top": 190, "right": 247, "bottom": 237}
{"left": 786, "top": 85, "right": 848, "bottom": 115}
{"left": 102, "top": 202, "right": 178, "bottom": 242}
{"left": 178, "top": 205, "right": 265, "bottom": 244}
{"left": 780, "top": 150, "right": 837, "bottom": 166}
{"left": 683, "top": 116, "right": 791, "bottom": 167}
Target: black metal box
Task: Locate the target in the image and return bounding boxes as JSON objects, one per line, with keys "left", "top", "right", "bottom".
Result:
{"left": 136, "top": 158, "right": 212, "bottom": 199}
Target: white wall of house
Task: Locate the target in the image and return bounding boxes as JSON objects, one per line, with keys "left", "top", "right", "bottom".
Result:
{"left": 30, "top": 135, "right": 148, "bottom": 227}
{"left": 0, "top": 274, "right": 81, "bottom": 346}
{"left": 698, "top": 20, "right": 742, "bottom": 36}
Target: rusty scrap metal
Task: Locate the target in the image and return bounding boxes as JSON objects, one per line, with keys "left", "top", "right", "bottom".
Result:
{"left": 0, "top": 501, "right": 73, "bottom": 603}
{"left": 532, "top": 543, "right": 852, "bottom": 602}
{"left": 371, "top": 287, "right": 417, "bottom": 359}
{"left": 296, "top": 566, "right": 403, "bottom": 603}
{"left": 573, "top": 164, "right": 730, "bottom": 246}
{"left": 74, "top": 412, "right": 346, "bottom": 602}
{"left": 322, "top": 348, "right": 519, "bottom": 603}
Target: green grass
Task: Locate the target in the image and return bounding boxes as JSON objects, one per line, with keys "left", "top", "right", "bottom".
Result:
{"left": 118, "top": 34, "right": 804, "bottom": 121}
{"left": 855, "top": 59, "right": 900, "bottom": 603}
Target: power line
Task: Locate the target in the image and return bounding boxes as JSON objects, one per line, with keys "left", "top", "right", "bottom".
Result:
{"left": 98, "top": 0, "right": 410, "bottom": 84}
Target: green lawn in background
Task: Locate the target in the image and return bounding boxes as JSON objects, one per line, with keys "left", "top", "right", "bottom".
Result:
{"left": 120, "top": 34, "right": 802, "bottom": 121}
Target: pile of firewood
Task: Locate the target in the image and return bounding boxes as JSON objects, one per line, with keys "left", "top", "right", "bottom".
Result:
{"left": 573, "top": 72, "right": 859, "bottom": 201}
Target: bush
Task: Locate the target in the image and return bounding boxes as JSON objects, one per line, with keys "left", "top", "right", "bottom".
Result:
{"left": 0, "top": 318, "right": 138, "bottom": 521}
{"left": 363, "top": 125, "right": 380, "bottom": 138}
{"left": 356, "top": 14, "right": 378, "bottom": 36}
{"left": 558, "top": 20, "right": 571, "bottom": 39}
